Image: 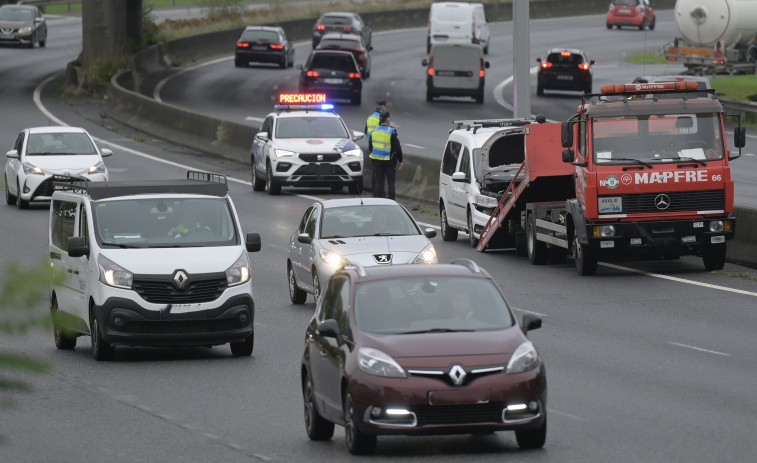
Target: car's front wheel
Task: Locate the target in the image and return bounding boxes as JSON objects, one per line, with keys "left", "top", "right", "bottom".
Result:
{"left": 467, "top": 209, "right": 479, "bottom": 248}
{"left": 312, "top": 270, "right": 321, "bottom": 302}
{"left": 5, "top": 175, "right": 17, "bottom": 205}
{"left": 515, "top": 416, "right": 547, "bottom": 449}
{"left": 303, "top": 371, "right": 334, "bottom": 440}
{"left": 16, "top": 181, "right": 29, "bottom": 209}
{"left": 265, "top": 162, "right": 281, "bottom": 195}
{"left": 344, "top": 392, "right": 376, "bottom": 455}
{"left": 288, "top": 263, "right": 307, "bottom": 305}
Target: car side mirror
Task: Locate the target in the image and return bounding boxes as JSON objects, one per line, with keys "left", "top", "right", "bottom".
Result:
{"left": 317, "top": 319, "right": 343, "bottom": 346}
{"left": 5, "top": 149, "right": 19, "bottom": 159}
{"left": 535, "top": 57, "right": 542, "bottom": 63}
{"left": 421, "top": 58, "right": 428, "bottom": 67}
{"left": 484, "top": 61, "right": 490, "bottom": 69}
{"left": 297, "top": 232, "right": 313, "bottom": 244}
{"left": 451, "top": 172, "right": 467, "bottom": 182}
{"left": 255, "top": 132, "right": 269, "bottom": 142}
{"left": 368, "top": 45, "right": 374, "bottom": 51}
{"left": 590, "top": 60, "right": 596, "bottom": 65}
{"left": 423, "top": 227, "right": 437, "bottom": 239}
{"left": 67, "top": 237, "right": 89, "bottom": 258}
{"left": 100, "top": 148, "right": 113, "bottom": 157}
{"left": 352, "top": 130, "right": 364, "bottom": 141}
{"left": 521, "top": 313, "right": 542, "bottom": 334}
{"left": 246, "top": 233, "right": 261, "bottom": 252}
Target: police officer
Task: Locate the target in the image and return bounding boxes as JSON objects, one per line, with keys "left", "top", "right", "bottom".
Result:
{"left": 365, "top": 98, "right": 388, "bottom": 136}
{"left": 368, "top": 112, "right": 403, "bottom": 200}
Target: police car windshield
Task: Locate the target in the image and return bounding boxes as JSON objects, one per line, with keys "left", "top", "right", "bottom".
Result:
{"left": 276, "top": 117, "right": 350, "bottom": 139}
{"left": 92, "top": 198, "right": 237, "bottom": 247}
{"left": 354, "top": 277, "right": 514, "bottom": 334}
{"left": 592, "top": 113, "right": 724, "bottom": 164}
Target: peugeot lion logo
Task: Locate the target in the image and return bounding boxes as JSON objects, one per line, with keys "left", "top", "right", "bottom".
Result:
{"left": 654, "top": 194, "right": 671, "bottom": 210}
{"left": 448, "top": 364, "right": 467, "bottom": 386}
{"left": 373, "top": 254, "right": 392, "bottom": 264}
{"left": 173, "top": 270, "right": 189, "bottom": 289}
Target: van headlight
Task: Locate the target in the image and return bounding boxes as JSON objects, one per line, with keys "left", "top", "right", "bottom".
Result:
{"left": 474, "top": 194, "right": 499, "bottom": 208}
{"left": 226, "top": 252, "right": 251, "bottom": 286}
{"left": 98, "top": 255, "right": 133, "bottom": 289}
{"left": 343, "top": 147, "right": 362, "bottom": 157}
{"left": 412, "top": 244, "right": 438, "bottom": 264}
{"left": 358, "top": 347, "right": 407, "bottom": 378}
{"left": 506, "top": 341, "right": 540, "bottom": 374}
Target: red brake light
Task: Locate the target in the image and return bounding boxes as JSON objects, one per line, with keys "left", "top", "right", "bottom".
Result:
{"left": 270, "top": 44, "right": 284, "bottom": 49}
{"left": 428, "top": 67, "right": 434, "bottom": 76}
{"left": 560, "top": 51, "right": 572, "bottom": 56}
{"left": 578, "top": 63, "right": 590, "bottom": 70}
{"left": 541, "top": 62, "right": 552, "bottom": 69}
{"left": 344, "top": 26, "right": 351, "bottom": 31}
{"left": 316, "top": 25, "right": 325, "bottom": 30}
{"left": 479, "top": 69, "right": 485, "bottom": 78}
{"left": 349, "top": 72, "right": 361, "bottom": 79}
{"left": 307, "top": 71, "right": 320, "bottom": 77}
{"left": 237, "top": 42, "right": 249, "bottom": 48}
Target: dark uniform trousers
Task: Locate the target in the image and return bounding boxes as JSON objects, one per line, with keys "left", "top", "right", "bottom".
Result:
{"left": 372, "top": 159, "right": 397, "bottom": 200}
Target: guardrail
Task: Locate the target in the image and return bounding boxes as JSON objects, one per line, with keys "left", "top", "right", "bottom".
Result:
{"left": 17, "top": 0, "right": 77, "bottom": 13}
{"left": 721, "top": 97, "right": 757, "bottom": 125}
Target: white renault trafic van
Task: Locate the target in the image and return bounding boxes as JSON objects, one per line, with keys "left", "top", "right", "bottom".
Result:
{"left": 427, "top": 2, "right": 490, "bottom": 54}
{"left": 48, "top": 171, "right": 262, "bottom": 360}
{"left": 422, "top": 43, "right": 489, "bottom": 103}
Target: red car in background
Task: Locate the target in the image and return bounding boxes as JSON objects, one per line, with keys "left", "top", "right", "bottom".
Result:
{"left": 606, "top": 0, "right": 655, "bottom": 31}
{"left": 316, "top": 33, "right": 372, "bottom": 79}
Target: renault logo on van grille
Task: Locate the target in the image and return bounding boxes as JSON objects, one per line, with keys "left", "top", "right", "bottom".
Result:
{"left": 448, "top": 364, "right": 467, "bottom": 386}
{"left": 173, "top": 270, "right": 189, "bottom": 289}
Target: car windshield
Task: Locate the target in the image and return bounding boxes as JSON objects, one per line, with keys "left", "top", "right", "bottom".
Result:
{"left": 26, "top": 133, "right": 97, "bottom": 155}
{"left": 320, "top": 204, "right": 420, "bottom": 238}
{"left": 546, "top": 52, "right": 584, "bottom": 65}
{"left": 320, "top": 15, "right": 352, "bottom": 26}
{"left": 613, "top": 0, "right": 638, "bottom": 6}
{"left": 592, "top": 113, "right": 725, "bottom": 164}
{"left": 275, "top": 116, "right": 349, "bottom": 139}
{"left": 0, "top": 7, "right": 33, "bottom": 21}
{"left": 354, "top": 276, "right": 515, "bottom": 334}
{"left": 319, "top": 39, "right": 360, "bottom": 49}
{"left": 309, "top": 53, "right": 357, "bottom": 72}
{"left": 240, "top": 29, "right": 278, "bottom": 42}
{"left": 92, "top": 198, "right": 237, "bottom": 247}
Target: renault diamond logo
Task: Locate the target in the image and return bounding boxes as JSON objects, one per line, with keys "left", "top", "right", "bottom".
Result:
{"left": 173, "top": 270, "right": 189, "bottom": 289}
{"left": 654, "top": 194, "right": 671, "bottom": 210}
{"left": 373, "top": 254, "right": 392, "bottom": 264}
{"left": 448, "top": 364, "right": 467, "bottom": 386}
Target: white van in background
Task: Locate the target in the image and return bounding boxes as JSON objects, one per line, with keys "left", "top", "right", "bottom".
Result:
{"left": 422, "top": 43, "right": 489, "bottom": 103}
{"left": 427, "top": 2, "right": 490, "bottom": 54}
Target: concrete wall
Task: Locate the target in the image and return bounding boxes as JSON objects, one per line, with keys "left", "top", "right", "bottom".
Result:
{"left": 105, "top": 0, "right": 755, "bottom": 268}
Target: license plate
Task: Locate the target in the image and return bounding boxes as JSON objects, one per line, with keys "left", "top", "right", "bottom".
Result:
{"left": 0, "top": 34, "right": 10, "bottom": 39}
{"left": 435, "top": 70, "right": 456, "bottom": 77}
{"left": 618, "top": 8, "right": 631, "bottom": 13}
{"left": 556, "top": 75, "right": 574, "bottom": 81}
{"left": 252, "top": 45, "right": 267, "bottom": 50}
{"left": 324, "top": 78, "right": 343, "bottom": 84}
{"left": 428, "top": 389, "right": 489, "bottom": 405}
{"left": 171, "top": 303, "right": 203, "bottom": 314}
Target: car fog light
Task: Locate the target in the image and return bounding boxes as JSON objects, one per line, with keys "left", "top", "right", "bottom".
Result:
{"left": 113, "top": 316, "right": 124, "bottom": 326}
{"left": 630, "top": 238, "right": 642, "bottom": 245}
{"left": 238, "top": 312, "right": 249, "bottom": 323}
{"left": 681, "top": 236, "right": 696, "bottom": 244}
{"left": 709, "top": 221, "right": 724, "bottom": 232}
{"left": 528, "top": 401, "right": 539, "bottom": 411}
{"left": 370, "top": 407, "right": 382, "bottom": 418}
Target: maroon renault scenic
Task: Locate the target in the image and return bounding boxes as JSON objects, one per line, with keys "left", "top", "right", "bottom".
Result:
{"left": 301, "top": 259, "right": 547, "bottom": 455}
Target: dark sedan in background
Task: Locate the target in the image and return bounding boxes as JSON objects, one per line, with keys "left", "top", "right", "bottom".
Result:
{"left": 298, "top": 50, "right": 363, "bottom": 105}
{"left": 235, "top": 25, "right": 294, "bottom": 69}
{"left": 0, "top": 4, "right": 47, "bottom": 48}
{"left": 316, "top": 33, "right": 372, "bottom": 78}
{"left": 312, "top": 12, "right": 372, "bottom": 49}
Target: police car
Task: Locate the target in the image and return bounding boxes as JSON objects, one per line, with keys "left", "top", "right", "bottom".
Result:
{"left": 251, "top": 94, "right": 364, "bottom": 195}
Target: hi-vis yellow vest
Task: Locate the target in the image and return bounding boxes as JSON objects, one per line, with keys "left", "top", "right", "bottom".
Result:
{"left": 369, "top": 126, "right": 394, "bottom": 161}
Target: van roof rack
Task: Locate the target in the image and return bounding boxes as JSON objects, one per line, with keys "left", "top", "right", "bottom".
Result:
{"left": 53, "top": 170, "right": 228, "bottom": 200}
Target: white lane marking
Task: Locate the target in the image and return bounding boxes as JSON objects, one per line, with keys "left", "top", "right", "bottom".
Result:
{"left": 667, "top": 341, "right": 731, "bottom": 357}
{"left": 599, "top": 262, "right": 757, "bottom": 297}
{"left": 405, "top": 143, "right": 424, "bottom": 150}
{"left": 154, "top": 56, "right": 231, "bottom": 102}
{"left": 34, "top": 77, "right": 756, "bottom": 300}
{"left": 512, "top": 307, "right": 549, "bottom": 317}
{"left": 547, "top": 408, "right": 586, "bottom": 421}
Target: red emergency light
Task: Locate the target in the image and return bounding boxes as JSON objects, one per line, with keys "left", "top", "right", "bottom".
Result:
{"left": 278, "top": 93, "right": 327, "bottom": 104}
{"left": 600, "top": 81, "right": 699, "bottom": 94}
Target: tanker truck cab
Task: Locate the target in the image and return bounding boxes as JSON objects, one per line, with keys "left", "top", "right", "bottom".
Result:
{"left": 561, "top": 81, "right": 745, "bottom": 272}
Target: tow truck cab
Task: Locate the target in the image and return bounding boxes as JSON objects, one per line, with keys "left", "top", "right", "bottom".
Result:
{"left": 561, "top": 81, "right": 745, "bottom": 270}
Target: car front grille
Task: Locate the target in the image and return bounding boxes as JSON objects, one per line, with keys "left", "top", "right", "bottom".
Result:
{"left": 33, "top": 178, "right": 55, "bottom": 198}
{"left": 292, "top": 164, "right": 348, "bottom": 176}
{"left": 599, "top": 190, "right": 724, "bottom": 214}
{"left": 133, "top": 273, "right": 228, "bottom": 303}
{"left": 122, "top": 319, "right": 239, "bottom": 334}
{"left": 299, "top": 153, "right": 342, "bottom": 162}
{"left": 413, "top": 402, "right": 504, "bottom": 426}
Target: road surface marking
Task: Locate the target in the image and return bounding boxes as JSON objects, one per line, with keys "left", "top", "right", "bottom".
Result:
{"left": 667, "top": 341, "right": 730, "bottom": 357}
{"left": 405, "top": 143, "right": 424, "bottom": 149}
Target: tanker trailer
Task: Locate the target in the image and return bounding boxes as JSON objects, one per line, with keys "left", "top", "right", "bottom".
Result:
{"left": 666, "top": 0, "right": 757, "bottom": 74}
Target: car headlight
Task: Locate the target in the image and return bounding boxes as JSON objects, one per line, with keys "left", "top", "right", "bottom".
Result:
{"left": 88, "top": 161, "right": 106, "bottom": 175}
{"left": 357, "top": 347, "right": 407, "bottom": 378}
{"left": 474, "top": 194, "right": 499, "bottom": 208}
{"left": 22, "top": 162, "right": 44, "bottom": 175}
{"left": 274, "top": 149, "right": 296, "bottom": 157}
{"left": 225, "top": 252, "right": 251, "bottom": 286}
{"left": 506, "top": 341, "right": 540, "bottom": 374}
{"left": 319, "top": 249, "right": 348, "bottom": 268}
{"left": 343, "top": 148, "right": 362, "bottom": 157}
{"left": 19, "top": 26, "right": 32, "bottom": 34}
{"left": 412, "top": 244, "right": 438, "bottom": 264}
{"left": 98, "top": 255, "right": 133, "bottom": 289}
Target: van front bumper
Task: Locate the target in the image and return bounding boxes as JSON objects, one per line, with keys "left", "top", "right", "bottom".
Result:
{"left": 94, "top": 294, "right": 254, "bottom": 347}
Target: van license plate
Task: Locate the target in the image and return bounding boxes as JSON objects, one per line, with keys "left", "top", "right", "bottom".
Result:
{"left": 556, "top": 75, "right": 573, "bottom": 81}
{"left": 324, "top": 78, "right": 343, "bottom": 84}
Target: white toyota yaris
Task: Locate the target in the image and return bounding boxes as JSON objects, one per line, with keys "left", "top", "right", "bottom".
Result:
{"left": 5, "top": 126, "right": 111, "bottom": 208}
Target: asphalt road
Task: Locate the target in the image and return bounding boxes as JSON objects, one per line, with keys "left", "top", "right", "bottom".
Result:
{"left": 2, "top": 11, "right": 757, "bottom": 463}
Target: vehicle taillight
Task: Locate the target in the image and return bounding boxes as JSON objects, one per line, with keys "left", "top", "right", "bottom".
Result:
{"left": 237, "top": 42, "right": 249, "bottom": 48}
{"left": 349, "top": 72, "right": 361, "bottom": 79}
{"left": 560, "top": 51, "right": 572, "bottom": 57}
{"left": 270, "top": 44, "right": 284, "bottom": 49}
{"left": 316, "top": 25, "right": 325, "bottom": 30}
{"left": 480, "top": 58, "right": 485, "bottom": 77}
{"left": 541, "top": 62, "right": 553, "bottom": 69}
{"left": 344, "top": 26, "right": 351, "bottom": 31}
{"left": 307, "top": 71, "right": 320, "bottom": 77}
{"left": 428, "top": 56, "right": 434, "bottom": 76}
{"left": 636, "top": 6, "right": 644, "bottom": 14}
{"left": 578, "top": 63, "right": 590, "bottom": 70}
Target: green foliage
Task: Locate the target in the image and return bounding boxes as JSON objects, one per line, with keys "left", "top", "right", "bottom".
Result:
{"left": 624, "top": 53, "right": 668, "bottom": 64}
{"left": 143, "top": 2, "right": 162, "bottom": 46}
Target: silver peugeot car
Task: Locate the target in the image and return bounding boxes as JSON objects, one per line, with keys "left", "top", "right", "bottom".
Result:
{"left": 287, "top": 198, "right": 438, "bottom": 303}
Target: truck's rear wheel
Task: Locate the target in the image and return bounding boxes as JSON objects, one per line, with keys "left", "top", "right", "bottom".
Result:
{"left": 702, "top": 244, "right": 726, "bottom": 271}
{"left": 527, "top": 214, "right": 547, "bottom": 265}
{"left": 573, "top": 236, "right": 597, "bottom": 276}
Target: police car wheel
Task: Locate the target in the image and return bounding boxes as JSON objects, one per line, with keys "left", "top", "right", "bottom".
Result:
{"left": 252, "top": 167, "right": 265, "bottom": 191}
{"left": 265, "top": 163, "right": 281, "bottom": 195}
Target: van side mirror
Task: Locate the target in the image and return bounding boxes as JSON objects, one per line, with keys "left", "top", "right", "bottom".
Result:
{"left": 562, "top": 149, "right": 575, "bottom": 163}
{"left": 521, "top": 313, "right": 542, "bottom": 334}
{"left": 423, "top": 227, "right": 437, "bottom": 239}
{"left": 484, "top": 61, "right": 490, "bottom": 69}
{"left": 246, "top": 233, "right": 262, "bottom": 252}
{"left": 561, "top": 122, "right": 574, "bottom": 148}
{"left": 451, "top": 172, "right": 467, "bottom": 182}
{"left": 421, "top": 58, "right": 428, "bottom": 66}
{"left": 67, "top": 237, "right": 89, "bottom": 258}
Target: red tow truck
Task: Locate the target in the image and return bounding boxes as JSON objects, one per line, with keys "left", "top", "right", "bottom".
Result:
{"left": 477, "top": 81, "right": 746, "bottom": 275}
